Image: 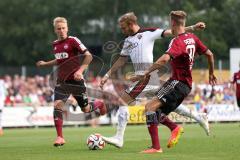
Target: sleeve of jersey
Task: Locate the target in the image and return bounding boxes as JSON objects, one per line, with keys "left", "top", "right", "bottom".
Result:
{"left": 149, "top": 28, "right": 165, "bottom": 40}
{"left": 166, "top": 39, "right": 178, "bottom": 58}
{"left": 195, "top": 37, "right": 208, "bottom": 55}
{"left": 120, "top": 40, "right": 130, "bottom": 56}
{"left": 72, "top": 37, "right": 88, "bottom": 54}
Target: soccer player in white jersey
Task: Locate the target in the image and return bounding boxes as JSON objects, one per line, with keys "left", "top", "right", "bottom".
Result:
{"left": 0, "top": 79, "right": 5, "bottom": 136}
{"left": 100, "top": 12, "right": 210, "bottom": 148}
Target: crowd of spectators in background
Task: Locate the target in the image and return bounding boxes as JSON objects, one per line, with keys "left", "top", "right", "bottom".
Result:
{"left": 3, "top": 74, "right": 53, "bottom": 107}
{"left": 2, "top": 74, "right": 122, "bottom": 108}
{"left": 185, "top": 82, "right": 235, "bottom": 112}
{"left": 1, "top": 74, "right": 237, "bottom": 111}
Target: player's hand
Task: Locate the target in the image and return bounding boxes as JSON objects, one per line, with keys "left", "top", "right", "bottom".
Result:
{"left": 36, "top": 61, "right": 47, "bottom": 67}
{"left": 74, "top": 70, "right": 84, "bottom": 81}
{"left": 194, "top": 22, "right": 206, "bottom": 31}
{"left": 209, "top": 74, "right": 217, "bottom": 85}
{"left": 100, "top": 76, "right": 108, "bottom": 90}
{"left": 144, "top": 70, "right": 150, "bottom": 78}
{"left": 126, "top": 72, "right": 141, "bottom": 82}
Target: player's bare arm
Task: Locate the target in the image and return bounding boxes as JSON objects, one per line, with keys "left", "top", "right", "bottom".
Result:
{"left": 100, "top": 56, "right": 128, "bottom": 89}
{"left": 36, "top": 59, "right": 57, "bottom": 67}
{"left": 163, "top": 22, "right": 206, "bottom": 37}
{"left": 204, "top": 49, "right": 217, "bottom": 85}
{"left": 126, "top": 74, "right": 145, "bottom": 82}
{"left": 185, "top": 22, "right": 206, "bottom": 31}
{"left": 74, "top": 51, "right": 93, "bottom": 81}
{"left": 132, "top": 54, "right": 171, "bottom": 82}
{"left": 144, "top": 53, "right": 171, "bottom": 77}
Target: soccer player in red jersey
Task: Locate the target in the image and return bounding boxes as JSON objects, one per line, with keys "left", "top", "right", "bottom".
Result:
{"left": 138, "top": 11, "right": 217, "bottom": 153}
{"left": 36, "top": 17, "right": 106, "bottom": 147}
{"left": 232, "top": 63, "right": 240, "bottom": 108}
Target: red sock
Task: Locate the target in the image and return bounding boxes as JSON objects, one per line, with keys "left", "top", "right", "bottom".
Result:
{"left": 92, "top": 100, "right": 102, "bottom": 111}
{"left": 54, "top": 109, "right": 63, "bottom": 137}
{"left": 147, "top": 124, "right": 160, "bottom": 150}
{"left": 159, "top": 115, "right": 177, "bottom": 131}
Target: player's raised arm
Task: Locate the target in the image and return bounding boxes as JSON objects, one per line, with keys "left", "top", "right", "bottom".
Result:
{"left": 163, "top": 22, "right": 206, "bottom": 37}
{"left": 185, "top": 22, "right": 206, "bottom": 31}
{"left": 100, "top": 56, "right": 128, "bottom": 89}
{"left": 36, "top": 59, "right": 57, "bottom": 67}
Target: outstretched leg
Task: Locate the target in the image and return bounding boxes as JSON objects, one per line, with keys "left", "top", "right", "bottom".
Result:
{"left": 102, "top": 106, "right": 129, "bottom": 148}
{"left": 102, "top": 91, "right": 133, "bottom": 148}
{"left": 174, "top": 104, "right": 210, "bottom": 135}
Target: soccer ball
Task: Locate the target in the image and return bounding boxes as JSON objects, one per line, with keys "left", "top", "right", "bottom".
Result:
{"left": 87, "top": 133, "right": 105, "bottom": 150}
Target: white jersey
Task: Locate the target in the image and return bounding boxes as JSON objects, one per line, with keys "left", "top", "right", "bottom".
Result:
{"left": 120, "top": 28, "right": 165, "bottom": 75}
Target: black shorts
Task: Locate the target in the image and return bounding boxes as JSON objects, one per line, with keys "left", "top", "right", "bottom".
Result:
{"left": 54, "top": 79, "right": 88, "bottom": 108}
{"left": 125, "top": 75, "right": 150, "bottom": 99}
{"left": 156, "top": 79, "right": 191, "bottom": 115}
{"left": 237, "top": 98, "right": 240, "bottom": 108}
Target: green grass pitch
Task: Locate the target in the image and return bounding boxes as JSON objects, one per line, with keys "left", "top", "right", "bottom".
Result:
{"left": 0, "top": 123, "right": 239, "bottom": 160}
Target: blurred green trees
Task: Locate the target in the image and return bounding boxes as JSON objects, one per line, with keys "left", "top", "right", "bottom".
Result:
{"left": 0, "top": 0, "right": 239, "bottom": 68}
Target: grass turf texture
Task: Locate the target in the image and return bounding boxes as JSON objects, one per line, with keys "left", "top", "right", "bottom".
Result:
{"left": 0, "top": 123, "right": 239, "bottom": 160}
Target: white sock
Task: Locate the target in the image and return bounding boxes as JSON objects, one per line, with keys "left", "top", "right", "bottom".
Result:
{"left": 115, "top": 106, "right": 129, "bottom": 140}
{"left": 175, "top": 104, "right": 201, "bottom": 122}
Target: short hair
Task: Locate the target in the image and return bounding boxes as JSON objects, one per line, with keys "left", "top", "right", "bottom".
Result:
{"left": 118, "top": 12, "right": 137, "bottom": 25}
{"left": 169, "top": 10, "right": 187, "bottom": 26}
{"left": 53, "top": 17, "right": 67, "bottom": 27}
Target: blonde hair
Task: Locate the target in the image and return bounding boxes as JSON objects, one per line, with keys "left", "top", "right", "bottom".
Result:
{"left": 169, "top": 10, "right": 187, "bottom": 26}
{"left": 118, "top": 12, "right": 137, "bottom": 25}
{"left": 53, "top": 17, "right": 68, "bottom": 27}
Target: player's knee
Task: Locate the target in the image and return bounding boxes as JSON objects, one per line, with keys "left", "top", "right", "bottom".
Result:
{"left": 54, "top": 100, "right": 64, "bottom": 110}
{"left": 145, "top": 102, "right": 152, "bottom": 112}
{"left": 145, "top": 99, "right": 160, "bottom": 112}
{"left": 77, "top": 101, "right": 89, "bottom": 113}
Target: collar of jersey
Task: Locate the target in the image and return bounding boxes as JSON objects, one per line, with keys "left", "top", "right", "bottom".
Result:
{"left": 177, "top": 32, "right": 187, "bottom": 37}
{"left": 57, "top": 36, "right": 69, "bottom": 43}
{"left": 130, "top": 28, "right": 141, "bottom": 36}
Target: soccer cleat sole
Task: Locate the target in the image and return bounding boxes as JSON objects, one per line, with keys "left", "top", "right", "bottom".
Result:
{"left": 167, "top": 127, "right": 184, "bottom": 148}
{"left": 140, "top": 148, "right": 163, "bottom": 154}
